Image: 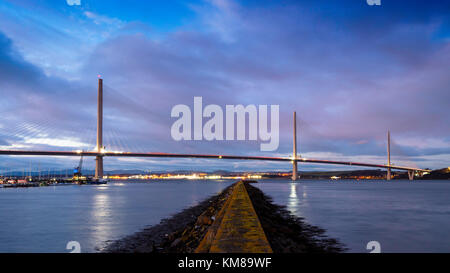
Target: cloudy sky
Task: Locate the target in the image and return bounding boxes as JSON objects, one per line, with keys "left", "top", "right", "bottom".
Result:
{"left": 0, "top": 0, "right": 449, "bottom": 172}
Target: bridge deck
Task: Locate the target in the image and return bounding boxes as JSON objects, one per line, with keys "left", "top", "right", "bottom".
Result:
{"left": 0, "top": 150, "right": 427, "bottom": 172}
{"left": 196, "top": 181, "right": 272, "bottom": 253}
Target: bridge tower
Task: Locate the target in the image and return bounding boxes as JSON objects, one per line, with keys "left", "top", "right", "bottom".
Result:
{"left": 387, "top": 130, "right": 391, "bottom": 180}
{"left": 292, "top": 112, "right": 298, "bottom": 181}
{"left": 407, "top": 170, "right": 414, "bottom": 181}
{"left": 95, "top": 78, "right": 104, "bottom": 180}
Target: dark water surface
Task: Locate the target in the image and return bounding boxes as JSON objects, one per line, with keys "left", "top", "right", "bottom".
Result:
{"left": 254, "top": 180, "right": 450, "bottom": 253}
{"left": 0, "top": 179, "right": 449, "bottom": 253}
{"left": 0, "top": 180, "right": 233, "bottom": 252}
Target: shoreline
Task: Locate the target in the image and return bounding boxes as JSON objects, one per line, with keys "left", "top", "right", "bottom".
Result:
{"left": 101, "top": 181, "right": 345, "bottom": 253}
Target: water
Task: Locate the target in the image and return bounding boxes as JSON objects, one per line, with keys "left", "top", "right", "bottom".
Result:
{"left": 254, "top": 180, "right": 450, "bottom": 253}
{"left": 0, "top": 179, "right": 449, "bottom": 253}
{"left": 0, "top": 180, "right": 233, "bottom": 253}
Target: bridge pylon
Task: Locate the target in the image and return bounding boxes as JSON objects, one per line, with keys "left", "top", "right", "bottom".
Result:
{"left": 95, "top": 77, "right": 104, "bottom": 180}
{"left": 387, "top": 130, "right": 391, "bottom": 181}
{"left": 292, "top": 112, "right": 298, "bottom": 181}
{"left": 408, "top": 170, "right": 414, "bottom": 181}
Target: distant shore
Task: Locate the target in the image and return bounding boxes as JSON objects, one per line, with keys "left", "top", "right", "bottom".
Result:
{"left": 101, "top": 181, "right": 345, "bottom": 253}
{"left": 2, "top": 167, "right": 448, "bottom": 183}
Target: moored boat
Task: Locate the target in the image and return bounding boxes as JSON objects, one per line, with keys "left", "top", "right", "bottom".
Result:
{"left": 87, "top": 178, "right": 108, "bottom": 185}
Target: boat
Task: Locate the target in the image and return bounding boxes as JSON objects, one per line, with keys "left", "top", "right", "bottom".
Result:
{"left": 73, "top": 176, "right": 108, "bottom": 185}
{"left": 87, "top": 178, "right": 108, "bottom": 185}
{"left": 3, "top": 183, "right": 39, "bottom": 188}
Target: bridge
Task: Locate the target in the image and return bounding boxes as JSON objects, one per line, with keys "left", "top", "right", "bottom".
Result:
{"left": 0, "top": 79, "right": 427, "bottom": 181}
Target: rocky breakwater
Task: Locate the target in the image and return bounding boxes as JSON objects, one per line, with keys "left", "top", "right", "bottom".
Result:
{"left": 102, "top": 181, "right": 345, "bottom": 253}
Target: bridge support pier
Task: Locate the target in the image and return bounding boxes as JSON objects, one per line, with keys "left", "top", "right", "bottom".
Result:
{"left": 386, "top": 130, "right": 391, "bottom": 181}
{"left": 95, "top": 156, "right": 103, "bottom": 179}
{"left": 292, "top": 161, "right": 298, "bottom": 181}
{"left": 292, "top": 112, "right": 298, "bottom": 181}
{"left": 95, "top": 77, "right": 104, "bottom": 180}
{"left": 408, "top": 170, "right": 414, "bottom": 181}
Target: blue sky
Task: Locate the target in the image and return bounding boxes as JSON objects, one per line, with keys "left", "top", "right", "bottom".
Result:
{"left": 0, "top": 0, "right": 449, "bottom": 172}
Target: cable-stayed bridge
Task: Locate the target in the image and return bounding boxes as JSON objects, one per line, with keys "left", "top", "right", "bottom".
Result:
{"left": 0, "top": 79, "right": 428, "bottom": 181}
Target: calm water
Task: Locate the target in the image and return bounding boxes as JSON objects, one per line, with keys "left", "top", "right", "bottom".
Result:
{"left": 0, "top": 179, "right": 449, "bottom": 253}
{"left": 254, "top": 180, "right": 450, "bottom": 253}
{"left": 0, "top": 180, "right": 233, "bottom": 253}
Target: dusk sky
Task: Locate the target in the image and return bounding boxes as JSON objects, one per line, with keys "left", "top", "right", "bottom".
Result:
{"left": 0, "top": 0, "right": 449, "bottom": 172}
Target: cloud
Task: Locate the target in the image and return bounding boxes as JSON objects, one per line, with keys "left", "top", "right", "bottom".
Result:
{"left": 84, "top": 11, "right": 124, "bottom": 27}
{"left": 24, "top": 137, "right": 91, "bottom": 148}
{"left": 0, "top": 0, "right": 449, "bottom": 171}
{"left": 84, "top": 1, "right": 450, "bottom": 146}
{"left": 0, "top": 31, "right": 98, "bottom": 150}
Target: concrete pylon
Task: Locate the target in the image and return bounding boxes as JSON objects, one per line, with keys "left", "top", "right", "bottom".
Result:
{"left": 292, "top": 112, "right": 298, "bottom": 181}
{"left": 95, "top": 78, "right": 104, "bottom": 180}
{"left": 387, "top": 130, "right": 391, "bottom": 181}
{"left": 408, "top": 170, "right": 414, "bottom": 181}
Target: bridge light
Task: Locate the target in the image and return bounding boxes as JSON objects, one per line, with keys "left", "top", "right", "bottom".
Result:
{"left": 219, "top": 155, "right": 222, "bottom": 159}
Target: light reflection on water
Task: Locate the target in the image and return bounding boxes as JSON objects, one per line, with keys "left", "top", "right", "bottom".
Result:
{"left": 255, "top": 180, "right": 450, "bottom": 253}
{"left": 0, "top": 180, "right": 233, "bottom": 253}
{"left": 90, "top": 192, "right": 113, "bottom": 246}
{"left": 287, "top": 183, "right": 299, "bottom": 215}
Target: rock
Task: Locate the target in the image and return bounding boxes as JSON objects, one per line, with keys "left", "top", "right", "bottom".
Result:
{"left": 101, "top": 184, "right": 237, "bottom": 253}
{"left": 196, "top": 214, "right": 213, "bottom": 225}
{"left": 170, "top": 238, "right": 182, "bottom": 248}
